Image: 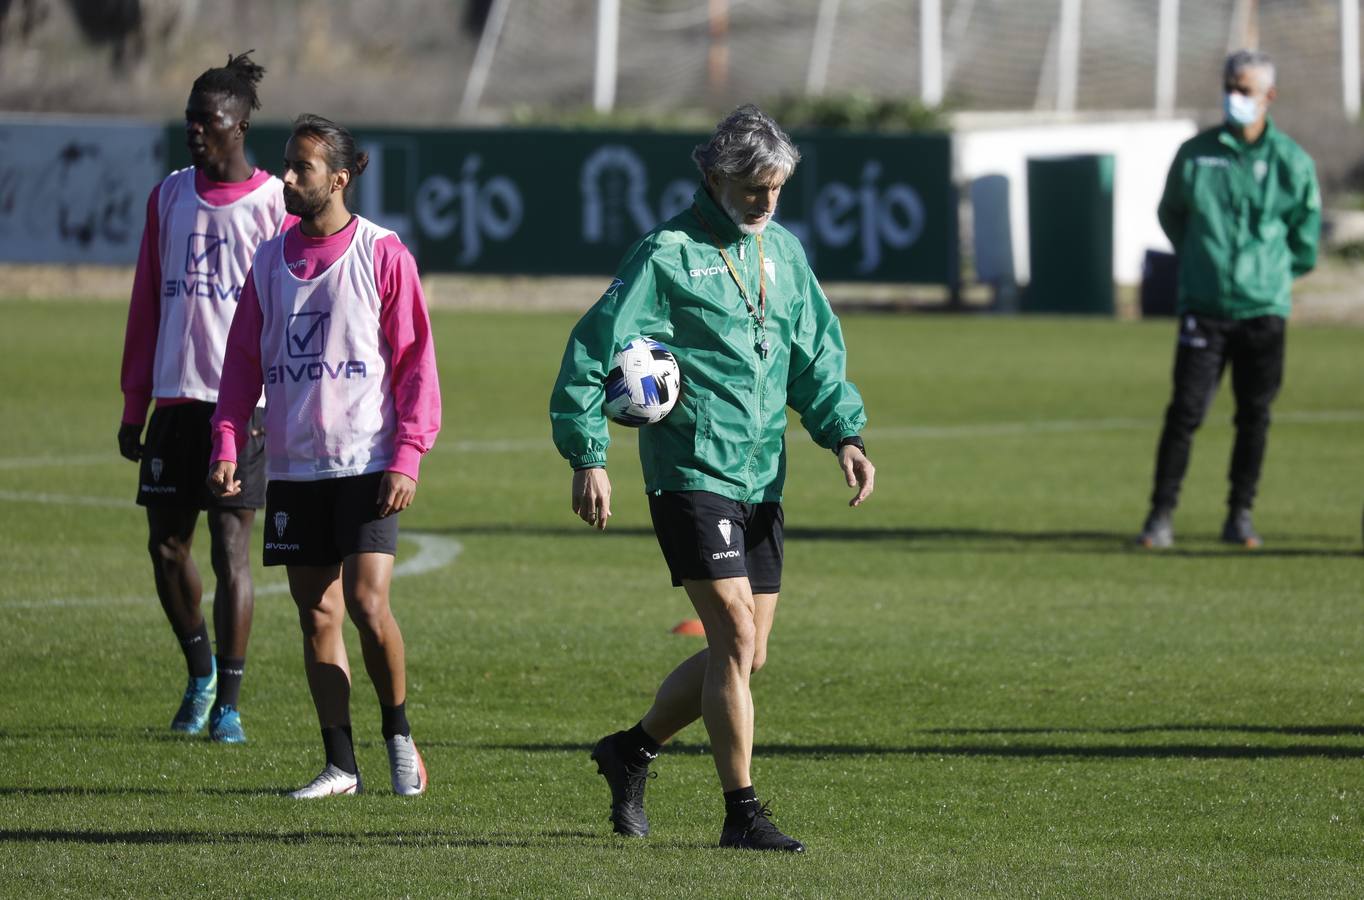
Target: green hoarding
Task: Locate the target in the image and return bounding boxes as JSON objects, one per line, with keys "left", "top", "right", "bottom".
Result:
{"left": 167, "top": 125, "right": 956, "bottom": 284}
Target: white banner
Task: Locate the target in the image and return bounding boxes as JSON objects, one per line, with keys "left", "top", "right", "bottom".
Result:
{"left": 0, "top": 117, "right": 163, "bottom": 264}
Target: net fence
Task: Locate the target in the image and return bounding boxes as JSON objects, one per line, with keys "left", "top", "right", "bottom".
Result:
{"left": 0, "top": 0, "right": 1355, "bottom": 129}
{"left": 475, "top": 0, "right": 1356, "bottom": 119}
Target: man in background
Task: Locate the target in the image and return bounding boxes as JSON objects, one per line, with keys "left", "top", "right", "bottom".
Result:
{"left": 118, "top": 51, "right": 293, "bottom": 742}
{"left": 1138, "top": 49, "right": 1320, "bottom": 550}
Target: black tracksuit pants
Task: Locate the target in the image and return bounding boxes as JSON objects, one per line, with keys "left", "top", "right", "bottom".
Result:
{"left": 1149, "top": 312, "right": 1286, "bottom": 513}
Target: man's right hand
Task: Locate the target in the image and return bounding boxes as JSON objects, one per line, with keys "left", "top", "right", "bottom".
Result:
{"left": 206, "top": 460, "right": 241, "bottom": 498}
{"left": 572, "top": 466, "right": 612, "bottom": 531}
{"left": 117, "top": 423, "right": 143, "bottom": 462}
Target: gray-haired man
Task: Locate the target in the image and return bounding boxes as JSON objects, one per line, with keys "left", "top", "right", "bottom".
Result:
{"left": 551, "top": 105, "right": 875, "bottom": 851}
{"left": 1139, "top": 50, "right": 1319, "bottom": 549}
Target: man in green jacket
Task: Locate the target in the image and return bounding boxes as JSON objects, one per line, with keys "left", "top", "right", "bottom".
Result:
{"left": 550, "top": 105, "right": 875, "bottom": 852}
{"left": 1139, "top": 49, "right": 1320, "bottom": 550}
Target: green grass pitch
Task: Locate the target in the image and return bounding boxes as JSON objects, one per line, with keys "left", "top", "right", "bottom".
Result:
{"left": 0, "top": 298, "right": 1361, "bottom": 897}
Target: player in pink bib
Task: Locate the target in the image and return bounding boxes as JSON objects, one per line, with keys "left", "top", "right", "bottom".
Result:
{"left": 209, "top": 115, "right": 441, "bottom": 799}
{"left": 117, "top": 51, "right": 295, "bottom": 745}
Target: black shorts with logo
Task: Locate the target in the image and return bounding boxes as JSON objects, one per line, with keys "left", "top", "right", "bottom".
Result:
{"left": 263, "top": 472, "right": 400, "bottom": 567}
{"left": 647, "top": 490, "right": 784, "bottom": 593}
{"left": 137, "top": 402, "right": 265, "bottom": 510}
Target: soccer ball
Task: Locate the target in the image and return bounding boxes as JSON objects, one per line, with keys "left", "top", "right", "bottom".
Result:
{"left": 603, "top": 337, "right": 681, "bottom": 427}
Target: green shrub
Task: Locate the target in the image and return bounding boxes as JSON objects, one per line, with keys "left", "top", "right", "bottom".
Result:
{"left": 766, "top": 91, "right": 947, "bottom": 132}
{"left": 505, "top": 92, "right": 947, "bottom": 132}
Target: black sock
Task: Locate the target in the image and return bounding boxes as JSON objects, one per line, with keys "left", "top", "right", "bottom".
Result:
{"left": 381, "top": 702, "right": 410, "bottom": 741}
{"left": 724, "top": 785, "right": 760, "bottom": 821}
{"left": 321, "top": 725, "right": 357, "bottom": 774}
{"left": 177, "top": 621, "right": 213, "bottom": 679}
{"left": 625, "top": 722, "right": 662, "bottom": 758}
{"left": 215, "top": 656, "right": 245, "bottom": 708}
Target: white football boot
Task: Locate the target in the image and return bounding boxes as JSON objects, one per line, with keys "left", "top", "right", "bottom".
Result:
{"left": 288, "top": 764, "right": 363, "bottom": 799}
{"left": 386, "top": 734, "right": 428, "bottom": 796}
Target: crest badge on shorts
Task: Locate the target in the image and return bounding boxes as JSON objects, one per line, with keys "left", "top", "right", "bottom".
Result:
{"left": 274, "top": 511, "right": 289, "bottom": 537}
{"left": 717, "top": 518, "right": 733, "bottom": 547}
{"left": 150, "top": 458, "right": 163, "bottom": 482}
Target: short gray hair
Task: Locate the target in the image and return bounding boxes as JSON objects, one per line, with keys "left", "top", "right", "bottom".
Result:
{"left": 1225, "top": 49, "right": 1275, "bottom": 88}
{"left": 692, "top": 104, "right": 801, "bottom": 181}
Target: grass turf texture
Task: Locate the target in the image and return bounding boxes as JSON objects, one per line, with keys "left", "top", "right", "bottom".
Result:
{"left": 0, "top": 298, "right": 1361, "bottom": 897}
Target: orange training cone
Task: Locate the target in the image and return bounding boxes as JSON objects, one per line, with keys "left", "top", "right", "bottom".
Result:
{"left": 670, "top": 618, "right": 705, "bottom": 636}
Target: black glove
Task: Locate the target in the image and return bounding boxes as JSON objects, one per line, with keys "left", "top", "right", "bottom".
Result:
{"left": 117, "top": 422, "right": 143, "bottom": 462}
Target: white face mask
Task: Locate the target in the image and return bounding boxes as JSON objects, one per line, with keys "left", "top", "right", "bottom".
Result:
{"left": 1224, "top": 91, "right": 1261, "bottom": 127}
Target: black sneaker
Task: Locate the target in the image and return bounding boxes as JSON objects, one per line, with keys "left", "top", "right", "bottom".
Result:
{"left": 590, "top": 731, "right": 656, "bottom": 837}
{"left": 1221, "top": 507, "right": 1262, "bottom": 548}
{"left": 1137, "top": 508, "right": 1174, "bottom": 549}
{"left": 719, "top": 802, "right": 805, "bottom": 852}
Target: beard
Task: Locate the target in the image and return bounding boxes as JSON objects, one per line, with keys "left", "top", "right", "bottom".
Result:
{"left": 718, "top": 195, "right": 771, "bottom": 236}
{"left": 283, "top": 184, "right": 329, "bottom": 219}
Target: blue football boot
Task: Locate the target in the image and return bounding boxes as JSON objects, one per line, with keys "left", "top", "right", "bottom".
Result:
{"left": 209, "top": 705, "right": 247, "bottom": 743}
{"left": 170, "top": 662, "right": 217, "bottom": 734}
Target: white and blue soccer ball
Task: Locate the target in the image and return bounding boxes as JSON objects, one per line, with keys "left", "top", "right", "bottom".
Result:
{"left": 603, "top": 338, "right": 681, "bottom": 427}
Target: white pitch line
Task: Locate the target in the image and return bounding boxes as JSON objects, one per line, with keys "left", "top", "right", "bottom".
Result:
{"left": 0, "top": 490, "right": 129, "bottom": 508}
{"left": 252, "top": 531, "right": 463, "bottom": 597}
{"left": 2, "top": 530, "right": 461, "bottom": 609}
{"left": 0, "top": 453, "right": 113, "bottom": 470}
{"left": 390, "top": 530, "right": 463, "bottom": 579}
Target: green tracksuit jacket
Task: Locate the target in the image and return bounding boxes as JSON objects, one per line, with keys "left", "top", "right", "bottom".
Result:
{"left": 550, "top": 185, "right": 867, "bottom": 503}
{"left": 1157, "top": 119, "right": 1320, "bottom": 320}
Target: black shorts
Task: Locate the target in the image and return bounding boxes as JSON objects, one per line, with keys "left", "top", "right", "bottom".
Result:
{"left": 647, "top": 490, "right": 784, "bottom": 593}
{"left": 263, "top": 472, "right": 399, "bottom": 567}
{"left": 137, "top": 402, "right": 265, "bottom": 510}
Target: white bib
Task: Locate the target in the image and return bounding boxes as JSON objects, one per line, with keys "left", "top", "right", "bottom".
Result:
{"left": 153, "top": 168, "right": 287, "bottom": 403}
{"left": 255, "top": 217, "right": 398, "bottom": 480}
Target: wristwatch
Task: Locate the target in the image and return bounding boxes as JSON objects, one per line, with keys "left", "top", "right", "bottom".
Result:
{"left": 835, "top": 435, "right": 865, "bottom": 454}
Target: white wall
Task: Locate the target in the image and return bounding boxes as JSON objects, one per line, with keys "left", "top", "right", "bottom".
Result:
{"left": 955, "top": 117, "right": 1198, "bottom": 285}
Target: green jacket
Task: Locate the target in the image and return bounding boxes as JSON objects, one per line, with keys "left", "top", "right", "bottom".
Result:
{"left": 550, "top": 186, "right": 867, "bottom": 503}
{"left": 1157, "top": 119, "right": 1320, "bottom": 320}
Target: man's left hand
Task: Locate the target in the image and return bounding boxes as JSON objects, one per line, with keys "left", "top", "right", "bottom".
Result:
{"left": 839, "top": 445, "right": 875, "bottom": 508}
{"left": 377, "top": 471, "right": 417, "bottom": 517}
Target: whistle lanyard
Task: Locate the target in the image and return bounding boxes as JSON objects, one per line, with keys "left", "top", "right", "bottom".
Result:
{"left": 691, "top": 205, "right": 768, "bottom": 356}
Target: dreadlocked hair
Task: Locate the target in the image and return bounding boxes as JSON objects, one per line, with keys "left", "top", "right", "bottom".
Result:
{"left": 190, "top": 50, "right": 266, "bottom": 112}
